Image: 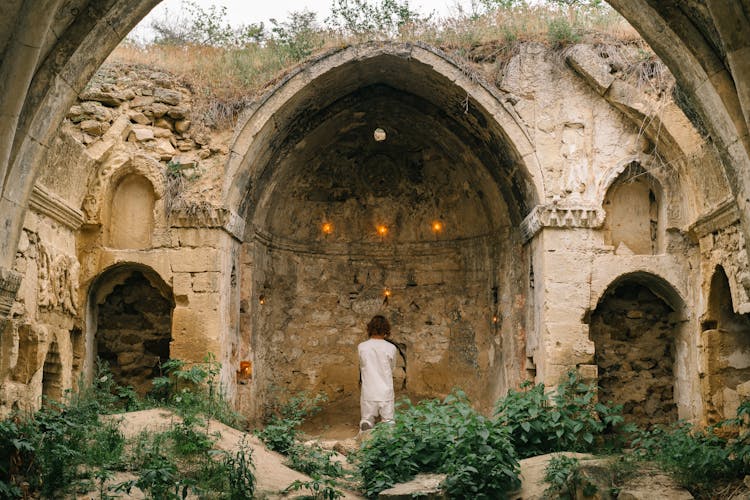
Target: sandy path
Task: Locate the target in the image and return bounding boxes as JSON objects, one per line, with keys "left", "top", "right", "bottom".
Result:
{"left": 106, "top": 408, "right": 363, "bottom": 499}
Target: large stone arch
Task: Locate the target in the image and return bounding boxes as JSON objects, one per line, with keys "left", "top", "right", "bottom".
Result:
{"left": 227, "top": 42, "right": 544, "bottom": 426}
{"left": 0, "top": 1, "right": 748, "bottom": 322}
{"left": 225, "top": 42, "right": 545, "bottom": 218}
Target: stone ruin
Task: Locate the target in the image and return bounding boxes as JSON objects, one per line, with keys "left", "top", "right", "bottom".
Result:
{"left": 0, "top": 41, "right": 748, "bottom": 431}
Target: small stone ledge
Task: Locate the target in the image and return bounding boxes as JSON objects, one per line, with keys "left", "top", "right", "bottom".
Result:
{"left": 378, "top": 473, "right": 447, "bottom": 499}
{"left": 169, "top": 207, "right": 245, "bottom": 241}
{"left": 521, "top": 203, "right": 605, "bottom": 243}
{"left": 688, "top": 197, "right": 740, "bottom": 238}
{"left": 29, "top": 183, "right": 85, "bottom": 230}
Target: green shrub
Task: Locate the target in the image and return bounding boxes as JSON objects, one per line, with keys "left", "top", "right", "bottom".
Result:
{"left": 631, "top": 405, "right": 750, "bottom": 498}
{"left": 150, "top": 354, "right": 245, "bottom": 428}
{"left": 357, "top": 391, "right": 520, "bottom": 498}
{"left": 547, "top": 17, "right": 580, "bottom": 45}
{"left": 287, "top": 442, "right": 344, "bottom": 478}
{"left": 495, "top": 370, "right": 630, "bottom": 458}
{"left": 256, "top": 392, "right": 327, "bottom": 454}
{"left": 286, "top": 474, "right": 344, "bottom": 499}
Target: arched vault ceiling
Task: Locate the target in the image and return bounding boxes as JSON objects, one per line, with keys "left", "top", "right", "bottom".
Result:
{"left": 228, "top": 47, "right": 542, "bottom": 231}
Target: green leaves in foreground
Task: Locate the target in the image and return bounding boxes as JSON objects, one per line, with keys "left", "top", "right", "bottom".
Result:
{"left": 495, "top": 370, "right": 632, "bottom": 458}
{"left": 357, "top": 391, "right": 521, "bottom": 499}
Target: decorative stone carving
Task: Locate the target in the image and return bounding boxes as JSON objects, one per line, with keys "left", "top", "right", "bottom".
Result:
{"left": 521, "top": 202, "right": 605, "bottom": 243}
{"left": 83, "top": 150, "right": 165, "bottom": 225}
{"left": 37, "top": 243, "right": 79, "bottom": 316}
{"left": 0, "top": 267, "right": 22, "bottom": 325}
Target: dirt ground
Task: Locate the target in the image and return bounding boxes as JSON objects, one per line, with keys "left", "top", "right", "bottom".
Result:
{"left": 93, "top": 408, "right": 363, "bottom": 499}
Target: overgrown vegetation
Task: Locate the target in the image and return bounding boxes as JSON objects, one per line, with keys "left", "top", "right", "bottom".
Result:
{"left": 0, "top": 358, "right": 252, "bottom": 498}
{"left": 630, "top": 400, "right": 750, "bottom": 499}
{"left": 0, "top": 355, "right": 748, "bottom": 498}
{"left": 112, "top": 0, "right": 642, "bottom": 129}
{"left": 149, "top": 353, "right": 245, "bottom": 428}
{"left": 257, "top": 392, "right": 347, "bottom": 499}
{"left": 495, "top": 370, "right": 633, "bottom": 458}
{"left": 357, "top": 390, "right": 521, "bottom": 498}
{"left": 543, "top": 455, "right": 599, "bottom": 499}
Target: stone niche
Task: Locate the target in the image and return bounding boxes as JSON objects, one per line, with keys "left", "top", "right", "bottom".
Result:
{"left": 239, "top": 71, "right": 532, "bottom": 427}
{"left": 589, "top": 278, "right": 681, "bottom": 427}
{"left": 90, "top": 267, "right": 173, "bottom": 396}
{"left": 107, "top": 174, "right": 156, "bottom": 249}
{"left": 701, "top": 266, "right": 750, "bottom": 422}
{"left": 603, "top": 163, "right": 664, "bottom": 255}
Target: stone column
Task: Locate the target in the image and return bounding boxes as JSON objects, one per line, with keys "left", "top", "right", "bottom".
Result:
{"left": 521, "top": 204, "right": 602, "bottom": 386}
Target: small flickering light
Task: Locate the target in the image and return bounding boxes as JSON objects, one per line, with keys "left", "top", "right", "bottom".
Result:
{"left": 384, "top": 288, "right": 392, "bottom": 298}
{"left": 322, "top": 222, "right": 333, "bottom": 235}
{"left": 374, "top": 127, "right": 386, "bottom": 142}
{"left": 492, "top": 315, "right": 499, "bottom": 324}
{"left": 376, "top": 224, "right": 388, "bottom": 237}
{"left": 431, "top": 220, "right": 444, "bottom": 233}
{"left": 259, "top": 294, "right": 266, "bottom": 305}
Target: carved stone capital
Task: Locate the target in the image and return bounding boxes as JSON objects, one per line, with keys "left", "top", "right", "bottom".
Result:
{"left": 521, "top": 203, "right": 605, "bottom": 243}
{"left": 0, "top": 267, "right": 22, "bottom": 325}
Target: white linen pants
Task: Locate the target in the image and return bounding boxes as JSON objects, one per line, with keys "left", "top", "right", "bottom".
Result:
{"left": 360, "top": 399, "right": 394, "bottom": 426}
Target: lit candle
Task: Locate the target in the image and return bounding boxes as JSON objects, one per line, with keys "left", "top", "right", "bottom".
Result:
{"left": 322, "top": 222, "right": 333, "bottom": 235}
{"left": 432, "top": 220, "right": 444, "bottom": 233}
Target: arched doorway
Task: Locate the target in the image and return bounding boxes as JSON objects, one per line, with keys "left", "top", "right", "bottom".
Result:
{"left": 701, "top": 266, "right": 750, "bottom": 422}
{"left": 87, "top": 265, "right": 174, "bottom": 396}
{"left": 589, "top": 273, "right": 685, "bottom": 427}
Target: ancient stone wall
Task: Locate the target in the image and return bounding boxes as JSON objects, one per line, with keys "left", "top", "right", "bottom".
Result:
{"left": 0, "top": 41, "right": 746, "bottom": 429}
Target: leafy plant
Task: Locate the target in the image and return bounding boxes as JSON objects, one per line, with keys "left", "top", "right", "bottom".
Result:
{"left": 150, "top": 0, "right": 264, "bottom": 47}
{"left": 286, "top": 474, "right": 344, "bottom": 499}
{"left": 150, "top": 354, "right": 244, "bottom": 428}
{"left": 269, "top": 10, "right": 324, "bottom": 61}
{"left": 547, "top": 17, "right": 580, "bottom": 46}
{"left": 357, "top": 391, "right": 520, "bottom": 498}
{"left": 327, "top": 0, "right": 430, "bottom": 37}
{"left": 223, "top": 436, "right": 256, "bottom": 500}
{"left": 495, "top": 370, "right": 631, "bottom": 458}
{"left": 544, "top": 455, "right": 597, "bottom": 499}
{"left": 256, "top": 392, "right": 327, "bottom": 454}
{"left": 630, "top": 409, "right": 750, "bottom": 498}
{"left": 287, "top": 442, "right": 344, "bottom": 478}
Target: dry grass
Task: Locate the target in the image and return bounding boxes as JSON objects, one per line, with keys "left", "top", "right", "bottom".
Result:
{"left": 107, "top": 4, "right": 647, "bottom": 131}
